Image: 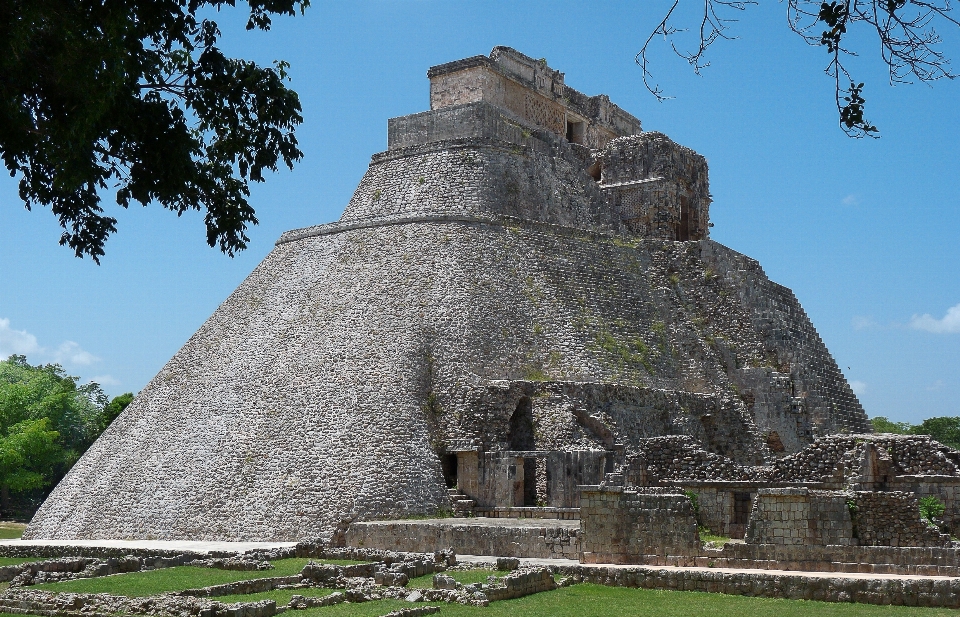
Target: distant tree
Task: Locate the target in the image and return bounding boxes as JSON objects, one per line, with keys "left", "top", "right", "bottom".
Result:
{"left": 0, "top": 0, "right": 308, "bottom": 263}
{"left": 102, "top": 392, "right": 135, "bottom": 429}
{"left": 911, "top": 417, "right": 960, "bottom": 450}
{"left": 870, "top": 415, "right": 960, "bottom": 450}
{"left": 640, "top": 1, "right": 959, "bottom": 137}
{"left": 871, "top": 416, "right": 912, "bottom": 434}
{"left": 0, "top": 355, "right": 110, "bottom": 513}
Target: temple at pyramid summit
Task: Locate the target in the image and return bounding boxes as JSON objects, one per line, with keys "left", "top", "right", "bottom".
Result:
{"left": 29, "top": 47, "right": 960, "bottom": 550}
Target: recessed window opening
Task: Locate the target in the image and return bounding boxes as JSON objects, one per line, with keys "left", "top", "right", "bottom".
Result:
{"left": 508, "top": 396, "right": 535, "bottom": 451}
{"left": 733, "top": 492, "right": 753, "bottom": 525}
{"left": 587, "top": 161, "right": 602, "bottom": 182}
{"left": 677, "top": 195, "right": 691, "bottom": 241}
{"left": 566, "top": 118, "right": 585, "bottom": 145}
{"left": 440, "top": 453, "right": 458, "bottom": 488}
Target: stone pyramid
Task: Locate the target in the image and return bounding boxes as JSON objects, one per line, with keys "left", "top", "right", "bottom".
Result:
{"left": 25, "top": 47, "right": 869, "bottom": 541}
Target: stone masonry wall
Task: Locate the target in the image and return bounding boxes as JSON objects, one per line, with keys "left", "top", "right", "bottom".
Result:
{"left": 744, "top": 489, "right": 854, "bottom": 546}
{"left": 344, "top": 519, "right": 579, "bottom": 560}
{"left": 557, "top": 564, "right": 960, "bottom": 608}
{"left": 600, "top": 133, "right": 710, "bottom": 241}
{"left": 454, "top": 381, "right": 767, "bottom": 464}
{"left": 26, "top": 218, "right": 868, "bottom": 540}
{"left": 580, "top": 487, "right": 700, "bottom": 564}
{"left": 427, "top": 47, "right": 641, "bottom": 149}
{"left": 852, "top": 491, "right": 950, "bottom": 547}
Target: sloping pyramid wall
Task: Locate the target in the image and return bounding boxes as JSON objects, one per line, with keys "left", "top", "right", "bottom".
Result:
{"left": 24, "top": 51, "right": 868, "bottom": 541}
{"left": 25, "top": 218, "right": 866, "bottom": 540}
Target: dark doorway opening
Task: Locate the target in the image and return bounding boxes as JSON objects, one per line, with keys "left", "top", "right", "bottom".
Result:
{"left": 523, "top": 458, "right": 538, "bottom": 506}
{"left": 566, "top": 119, "right": 585, "bottom": 145}
{"left": 677, "top": 195, "right": 691, "bottom": 241}
{"left": 440, "top": 453, "right": 458, "bottom": 489}
{"left": 587, "top": 161, "right": 602, "bottom": 182}
{"left": 729, "top": 491, "right": 753, "bottom": 539}
{"left": 508, "top": 397, "right": 535, "bottom": 451}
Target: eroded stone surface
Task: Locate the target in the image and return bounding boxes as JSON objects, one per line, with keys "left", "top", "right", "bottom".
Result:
{"left": 25, "top": 47, "right": 867, "bottom": 542}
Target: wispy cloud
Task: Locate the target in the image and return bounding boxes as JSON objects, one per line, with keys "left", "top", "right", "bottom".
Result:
{"left": 0, "top": 318, "right": 42, "bottom": 356}
{"left": 88, "top": 374, "right": 120, "bottom": 386}
{"left": 53, "top": 341, "right": 100, "bottom": 366}
{"left": 842, "top": 194, "right": 860, "bottom": 206}
{"left": 849, "top": 380, "right": 867, "bottom": 396}
{"left": 909, "top": 303, "right": 960, "bottom": 334}
{"left": 927, "top": 380, "right": 945, "bottom": 392}
{"left": 852, "top": 315, "right": 879, "bottom": 330}
{"left": 0, "top": 317, "right": 100, "bottom": 367}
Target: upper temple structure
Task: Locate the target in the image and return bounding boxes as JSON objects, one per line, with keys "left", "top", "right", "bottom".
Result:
{"left": 25, "top": 47, "right": 883, "bottom": 542}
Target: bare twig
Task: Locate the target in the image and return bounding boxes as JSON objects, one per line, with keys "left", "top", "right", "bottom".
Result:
{"left": 641, "top": 0, "right": 958, "bottom": 137}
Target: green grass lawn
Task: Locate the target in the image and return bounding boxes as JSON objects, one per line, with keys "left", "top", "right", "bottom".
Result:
{"left": 34, "top": 558, "right": 315, "bottom": 596}
{"left": 0, "top": 523, "right": 25, "bottom": 540}
{"left": 0, "top": 557, "right": 47, "bottom": 566}
{"left": 238, "top": 585, "right": 960, "bottom": 617}
{"left": 17, "top": 564, "right": 960, "bottom": 617}
{"left": 408, "top": 569, "right": 498, "bottom": 589}
{"left": 214, "top": 586, "right": 338, "bottom": 604}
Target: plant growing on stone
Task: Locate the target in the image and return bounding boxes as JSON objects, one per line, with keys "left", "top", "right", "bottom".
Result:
{"left": 919, "top": 496, "right": 946, "bottom": 526}
{"left": 684, "top": 490, "right": 701, "bottom": 523}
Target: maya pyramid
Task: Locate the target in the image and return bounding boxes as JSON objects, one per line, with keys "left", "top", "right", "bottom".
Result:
{"left": 25, "top": 47, "right": 869, "bottom": 541}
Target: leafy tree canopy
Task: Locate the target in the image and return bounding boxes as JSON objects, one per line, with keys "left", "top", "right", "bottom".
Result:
{"left": 0, "top": 355, "right": 126, "bottom": 500}
{"left": 1, "top": 0, "right": 308, "bottom": 263}
{"left": 102, "top": 391, "right": 134, "bottom": 429}
{"left": 871, "top": 415, "right": 960, "bottom": 450}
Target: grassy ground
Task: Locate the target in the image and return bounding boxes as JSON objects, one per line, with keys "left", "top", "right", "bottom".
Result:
{"left": 270, "top": 585, "right": 960, "bottom": 617}
{"left": 214, "top": 586, "right": 338, "bottom": 604}
{"left": 13, "top": 561, "right": 960, "bottom": 617}
{"left": 208, "top": 585, "right": 960, "bottom": 617}
{"left": 34, "top": 558, "right": 316, "bottom": 596}
{"left": 0, "top": 523, "right": 25, "bottom": 540}
{"left": 408, "top": 569, "right": 499, "bottom": 589}
{"left": 0, "top": 557, "right": 45, "bottom": 566}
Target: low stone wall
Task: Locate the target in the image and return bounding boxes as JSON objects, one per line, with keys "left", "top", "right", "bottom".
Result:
{"left": 473, "top": 507, "right": 579, "bottom": 520}
{"left": 853, "top": 491, "right": 950, "bottom": 547}
{"left": 484, "top": 568, "right": 557, "bottom": 601}
{"left": 711, "top": 543, "right": 960, "bottom": 576}
{"left": 743, "top": 489, "right": 951, "bottom": 549}
{"left": 745, "top": 489, "right": 853, "bottom": 546}
{"left": 174, "top": 575, "right": 303, "bottom": 598}
{"left": 0, "top": 545, "right": 216, "bottom": 560}
{"left": 579, "top": 486, "right": 699, "bottom": 564}
{"left": 0, "top": 589, "right": 278, "bottom": 617}
{"left": 345, "top": 519, "right": 579, "bottom": 559}
{"left": 552, "top": 564, "right": 960, "bottom": 608}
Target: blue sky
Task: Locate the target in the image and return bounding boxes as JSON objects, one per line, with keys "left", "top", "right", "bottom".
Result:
{"left": 1, "top": 1, "right": 957, "bottom": 422}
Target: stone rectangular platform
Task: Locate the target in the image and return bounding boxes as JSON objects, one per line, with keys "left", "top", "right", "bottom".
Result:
{"left": 0, "top": 539, "right": 296, "bottom": 558}
{"left": 345, "top": 517, "right": 579, "bottom": 559}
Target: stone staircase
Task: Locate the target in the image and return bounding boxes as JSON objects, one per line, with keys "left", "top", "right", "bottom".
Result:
{"left": 448, "top": 488, "right": 476, "bottom": 515}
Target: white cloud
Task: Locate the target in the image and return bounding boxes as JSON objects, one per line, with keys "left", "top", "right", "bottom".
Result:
{"left": 852, "top": 315, "right": 878, "bottom": 330}
{"left": 927, "top": 380, "right": 945, "bottom": 392}
{"left": 849, "top": 380, "right": 867, "bottom": 396}
{"left": 0, "top": 317, "right": 42, "bottom": 357}
{"left": 0, "top": 317, "right": 100, "bottom": 367}
{"left": 87, "top": 374, "right": 120, "bottom": 386}
{"left": 842, "top": 194, "right": 860, "bottom": 206}
{"left": 909, "top": 303, "right": 960, "bottom": 334}
{"left": 53, "top": 341, "right": 100, "bottom": 366}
